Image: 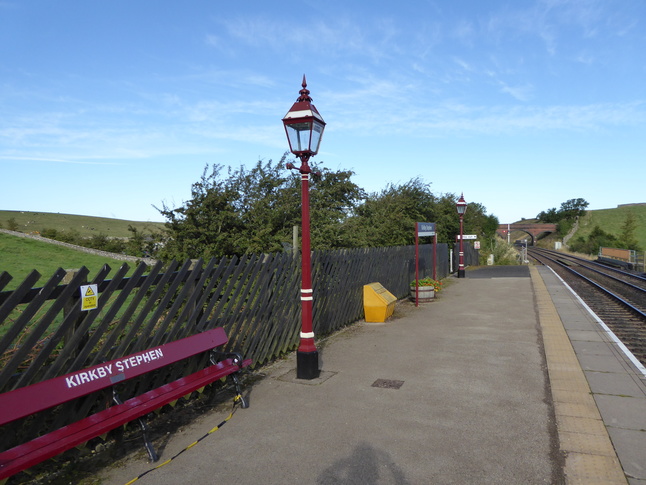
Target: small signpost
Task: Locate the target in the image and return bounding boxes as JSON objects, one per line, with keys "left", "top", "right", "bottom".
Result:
{"left": 414, "top": 222, "right": 437, "bottom": 307}
{"left": 453, "top": 235, "right": 479, "bottom": 271}
{"left": 80, "top": 284, "right": 98, "bottom": 311}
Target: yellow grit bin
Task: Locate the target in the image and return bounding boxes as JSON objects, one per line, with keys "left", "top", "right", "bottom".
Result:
{"left": 363, "top": 283, "right": 397, "bottom": 323}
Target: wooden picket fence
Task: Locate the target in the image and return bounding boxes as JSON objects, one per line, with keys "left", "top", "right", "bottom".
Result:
{"left": 0, "top": 244, "right": 448, "bottom": 452}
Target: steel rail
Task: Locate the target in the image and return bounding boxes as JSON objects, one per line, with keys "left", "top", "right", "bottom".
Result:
{"left": 531, "top": 247, "right": 646, "bottom": 284}
{"left": 529, "top": 249, "right": 646, "bottom": 320}
{"left": 554, "top": 253, "right": 646, "bottom": 293}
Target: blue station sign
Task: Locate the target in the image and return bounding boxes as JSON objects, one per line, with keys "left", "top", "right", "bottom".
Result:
{"left": 417, "top": 222, "right": 436, "bottom": 237}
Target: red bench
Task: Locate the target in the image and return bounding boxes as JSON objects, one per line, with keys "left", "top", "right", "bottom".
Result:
{"left": 0, "top": 327, "right": 251, "bottom": 481}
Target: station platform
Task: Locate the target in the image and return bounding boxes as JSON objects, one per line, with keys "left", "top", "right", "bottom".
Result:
{"left": 99, "top": 265, "right": 646, "bottom": 485}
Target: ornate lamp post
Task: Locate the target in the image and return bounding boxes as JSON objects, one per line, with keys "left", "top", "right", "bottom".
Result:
{"left": 282, "top": 75, "right": 326, "bottom": 380}
{"left": 456, "top": 193, "right": 467, "bottom": 278}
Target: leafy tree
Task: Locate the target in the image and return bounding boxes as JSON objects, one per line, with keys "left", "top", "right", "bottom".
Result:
{"left": 227, "top": 160, "right": 299, "bottom": 254}
{"left": 40, "top": 228, "right": 58, "bottom": 239}
{"left": 463, "top": 201, "right": 499, "bottom": 241}
{"left": 126, "top": 225, "right": 161, "bottom": 257}
{"left": 345, "top": 178, "right": 437, "bottom": 247}
{"left": 556, "top": 219, "right": 573, "bottom": 238}
{"left": 559, "top": 198, "right": 589, "bottom": 220}
{"left": 156, "top": 156, "right": 365, "bottom": 259}
{"left": 537, "top": 198, "right": 588, "bottom": 223}
{"left": 536, "top": 207, "right": 560, "bottom": 223}
{"left": 307, "top": 166, "right": 366, "bottom": 249}
{"left": 82, "top": 233, "right": 125, "bottom": 253}
{"left": 432, "top": 193, "right": 462, "bottom": 244}
{"left": 6, "top": 217, "right": 19, "bottom": 231}
{"left": 568, "top": 225, "right": 618, "bottom": 255}
{"left": 429, "top": 194, "right": 498, "bottom": 244}
{"left": 617, "top": 212, "right": 641, "bottom": 250}
{"left": 488, "top": 239, "right": 520, "bottom": 265}
{"left": 155, "top": 158, "right": 498, "bottom": 258}
{"left": 342, "top": 181, "right": 496, "bottom": 247}
{"left": 156, "top": 164, "right": 246, "bottom": 260}
{"left": 56, "top": 229, "right": 82, "bottom": 245}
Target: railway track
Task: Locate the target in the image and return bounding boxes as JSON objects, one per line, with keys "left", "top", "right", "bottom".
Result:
{"left": 528, "top": 247, "right": 646, "bottom": 369}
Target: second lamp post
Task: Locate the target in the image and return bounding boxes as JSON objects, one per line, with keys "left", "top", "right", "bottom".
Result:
{"left": 456, "top": 193, "right": 467, "bottom": 278}
{"left": 282, "top": 75, "right": 326, "bottom": 380}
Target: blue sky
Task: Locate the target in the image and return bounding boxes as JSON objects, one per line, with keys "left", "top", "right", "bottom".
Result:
{"left": 1, "top": 0, "right": 645, "bottom": 225}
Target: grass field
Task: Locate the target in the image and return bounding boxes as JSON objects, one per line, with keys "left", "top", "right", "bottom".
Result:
{"left": 0, "top": 233, "right": 138, "bottom": 290}
{"left": 0, "top": 210, "right": 165, "bottom": 238}
{"left": 575, "top": 204, "right": 646, "bottom": 249}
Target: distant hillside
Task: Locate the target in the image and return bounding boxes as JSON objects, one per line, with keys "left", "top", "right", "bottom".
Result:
{"left": 0, "top": 211, "right": 165, "bottom": 238}
{"left": 574, "top": 204, "right": 646, "bottom": 250}
{"left": 506, "top": 205, "right": 646, "bottom": 251}
{"left": 0, "top": 232, "right": 143, "bottom": 291}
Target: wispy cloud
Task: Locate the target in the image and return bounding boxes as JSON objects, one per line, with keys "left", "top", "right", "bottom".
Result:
{"left": 329, "top": 82, "right": 646, "bottom": 136}
{"left": 497, "top": 81, "right": 534, "bottom": 101}
{"left": 575, "top": 53, "right": 594, "bottom": 65}
{"left": 4, "top": 87, "right": 643, "bottom": 165}
{"left": 427, "top": 101, "right": 646, "bottom": 134}
{"left": 0, "top": 155, "right": 122, "bottom": 165}
{"left": 205, "top": 15, "right": 399, "bottom": 64}
{"left": 453, "top": 57, "right": 474, "bottom": 72}
{"left": 452, "top": 19, "right": 476, "bottom": 46}
{"left": 483, "top": 0, "right": 623, "bottom": 55}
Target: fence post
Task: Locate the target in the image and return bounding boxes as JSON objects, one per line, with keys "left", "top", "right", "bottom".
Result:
{"left": 62, "top": 269, "right": 88, "bottom": 358}
{"left": 188, "top": 260, "right": 201, "bottom": 319}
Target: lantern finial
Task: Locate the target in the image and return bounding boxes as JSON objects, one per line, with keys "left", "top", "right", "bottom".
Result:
{"left": 297, "top": 74, "right": 312, "bottom": 102}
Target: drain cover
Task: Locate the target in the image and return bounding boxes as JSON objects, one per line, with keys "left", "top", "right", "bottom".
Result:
{"left": 371, "top": 379, "right": 404, "bottom": 390}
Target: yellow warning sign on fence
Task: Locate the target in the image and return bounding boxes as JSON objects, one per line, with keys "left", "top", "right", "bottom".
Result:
{"left": 80, "top": 284, "right": 98, "bottom": 311}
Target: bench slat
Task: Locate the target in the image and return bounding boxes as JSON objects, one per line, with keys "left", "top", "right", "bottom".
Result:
{"left": 0, "top": 357, "right": 251, "bottom": 480}
{"left": 0, "top": 328, "right": 228, "bottom": 426}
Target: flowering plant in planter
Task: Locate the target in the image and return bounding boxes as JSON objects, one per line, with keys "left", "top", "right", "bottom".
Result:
{"left": 410, "top": 277, "right": 442, "bottom": 292}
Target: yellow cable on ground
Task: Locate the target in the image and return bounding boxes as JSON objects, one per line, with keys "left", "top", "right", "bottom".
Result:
{"left": 123, "top": 395, "right": 243, "bottom": 485}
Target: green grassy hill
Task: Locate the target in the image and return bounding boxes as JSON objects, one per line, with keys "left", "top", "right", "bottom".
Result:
{"left": 574, "top": 204, "right": 646, "bottom": 249}
{"left": 0, "top": 210, "right": 165, "bottom": 238}
{"left": 505, "top": 204, "right": 646, "bottom": 252}
{"left": 0, "top": 232, "right": 140, "bottom": 291}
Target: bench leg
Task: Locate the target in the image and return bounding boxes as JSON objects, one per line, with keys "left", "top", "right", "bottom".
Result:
{"left": 210, "top": 351, "right": 250, "bottom": 409}
{"left": 229, "top": 371, "right": 249, "bottom": 409}
{"left": 113, "top": 390, "right": 159, "bottom": 462}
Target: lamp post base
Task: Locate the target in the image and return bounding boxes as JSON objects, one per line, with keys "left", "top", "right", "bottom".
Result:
{"left": 296, "top": 350, "right": 320, "bottom": 380}
{"left": 457, "top": 269, "right": 465, "bottom": 278}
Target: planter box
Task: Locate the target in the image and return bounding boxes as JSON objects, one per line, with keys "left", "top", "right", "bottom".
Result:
{"left": 410, "top": 286, "right": 435, "bottom": 302}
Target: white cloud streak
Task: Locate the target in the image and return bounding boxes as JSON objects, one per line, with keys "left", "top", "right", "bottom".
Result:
{"left": 0, "top": 155, "right": 122, "bottom": 165}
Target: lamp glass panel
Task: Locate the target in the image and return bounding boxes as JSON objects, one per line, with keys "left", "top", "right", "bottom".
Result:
{"left": 286, "top": 121, "right": 313, "bottom": 153}
{"left": 310, "top": 121, "right": 324, "bottom": 154}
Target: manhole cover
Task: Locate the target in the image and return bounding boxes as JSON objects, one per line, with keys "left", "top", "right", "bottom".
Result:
{"left": 371, "top": 379, "right": 404, "bottom": 390}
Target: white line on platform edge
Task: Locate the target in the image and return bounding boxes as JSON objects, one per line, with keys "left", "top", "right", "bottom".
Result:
{"left": 546, "top": 266, "right": 646, "bottom": 378}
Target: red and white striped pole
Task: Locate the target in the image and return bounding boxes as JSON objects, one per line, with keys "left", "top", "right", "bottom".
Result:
{"left": 295, "top": 156, "right": 318, "bottom": 378}
{"left": 456, "top": 193, "right": 467, "bottom": 278}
